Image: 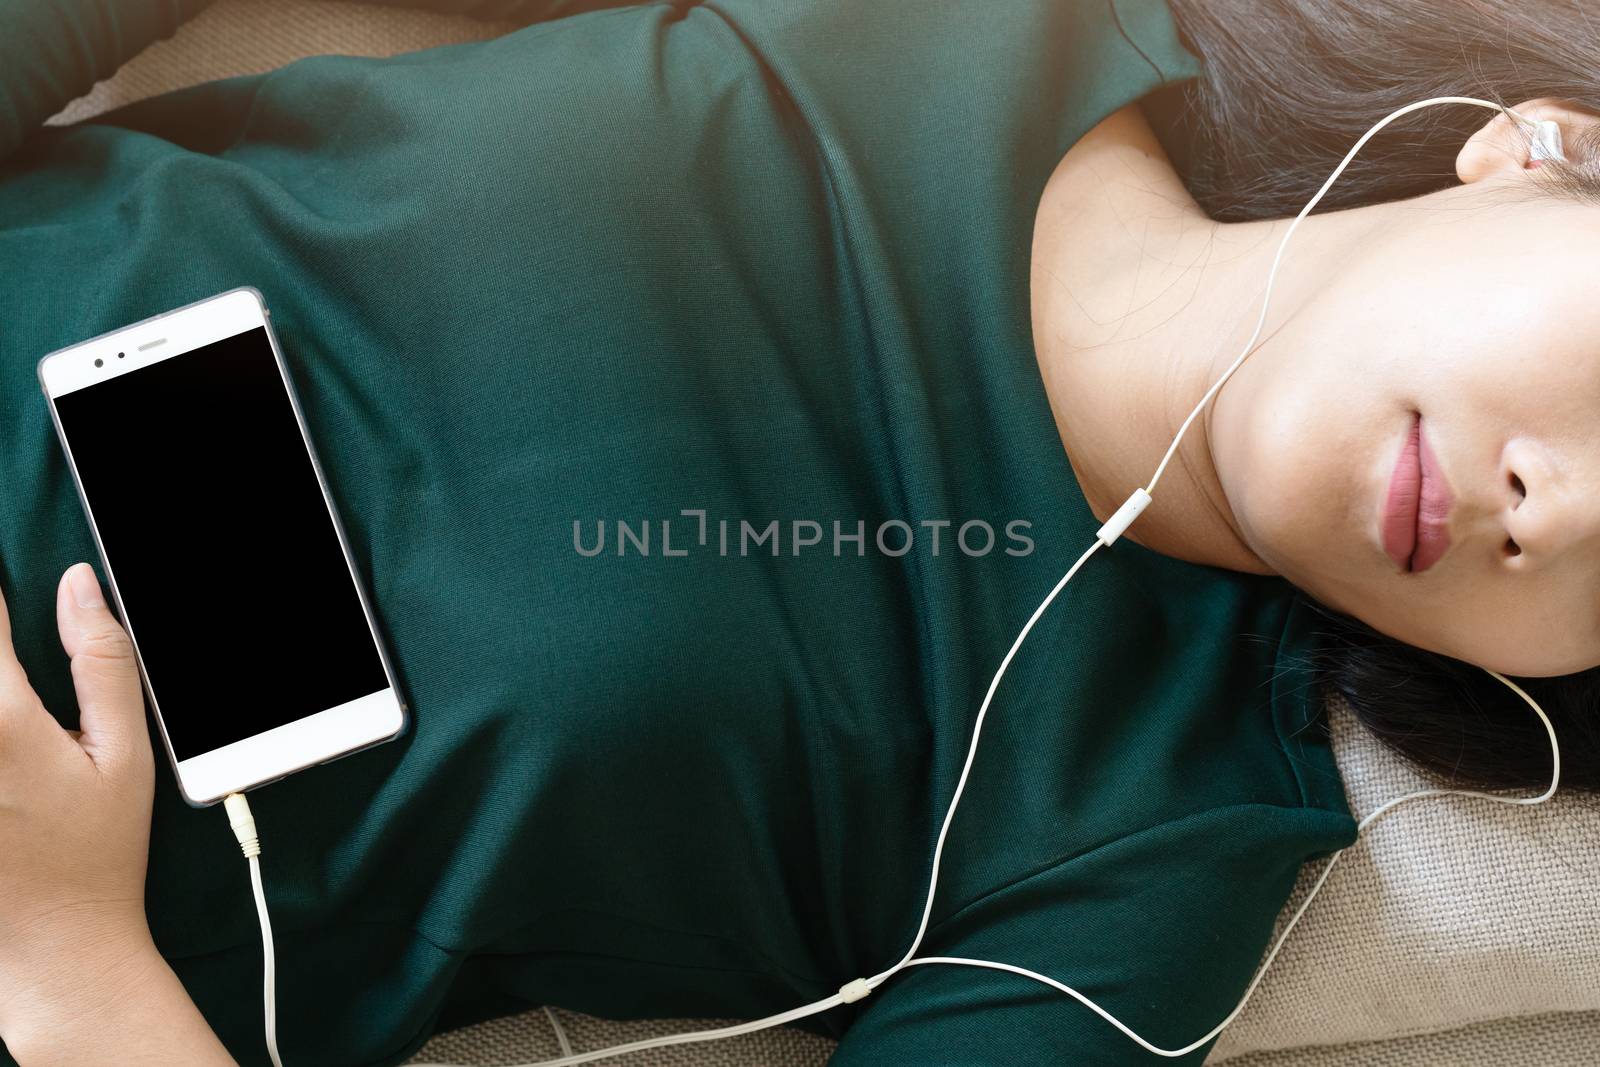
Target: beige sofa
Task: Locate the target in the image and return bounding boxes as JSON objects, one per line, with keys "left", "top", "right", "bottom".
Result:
{"left": 46, "top": 3, "right": 1600, "bottom": 1064}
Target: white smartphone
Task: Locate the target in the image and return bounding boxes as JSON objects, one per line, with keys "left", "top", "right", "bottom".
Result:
{"left": 37, "top": 286, "right": 408, "bottom": 806}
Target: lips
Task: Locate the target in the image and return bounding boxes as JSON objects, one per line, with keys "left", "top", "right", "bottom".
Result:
{"left": 1381, "top": 414, "right": 1454, "bottom": 573}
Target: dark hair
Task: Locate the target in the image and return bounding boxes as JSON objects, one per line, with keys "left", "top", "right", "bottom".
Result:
{"left": 1160, "top": 0, "right": 1600, "bottom": 220}
{"left": 1155, "top": 0, "right": 1600, "bottom": 794}
{"left": 1302, "top": 602, "right": 1600, "bottom": 794}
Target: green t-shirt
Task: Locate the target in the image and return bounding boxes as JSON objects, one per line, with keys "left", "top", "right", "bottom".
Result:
{"left": 0, "top": 1, "right": 1357, "bottom": 1064}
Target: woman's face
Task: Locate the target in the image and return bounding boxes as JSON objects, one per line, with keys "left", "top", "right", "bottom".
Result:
{"left": 1210, "top": 190, "right": 1600, "bottom": 677}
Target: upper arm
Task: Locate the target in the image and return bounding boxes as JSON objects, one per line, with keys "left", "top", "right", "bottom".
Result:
{"left": 830, "top": 804, "right": 1355, "bottom": 1066}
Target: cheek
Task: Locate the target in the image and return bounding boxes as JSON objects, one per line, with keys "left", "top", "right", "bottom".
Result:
{"left": 1214, "top": 365, "right": 1377, "bottom": 582}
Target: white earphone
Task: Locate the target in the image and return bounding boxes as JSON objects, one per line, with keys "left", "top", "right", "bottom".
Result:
{"left": 1523, "top": 115, "right": 1567, "bottom": 162}
{"left": 404, "top": 96, "right": 1569, "bottom": 1067}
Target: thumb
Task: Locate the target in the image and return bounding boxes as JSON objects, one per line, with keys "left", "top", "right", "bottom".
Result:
{"left": 56, "top": 563, "right": 149, "bottom": 774}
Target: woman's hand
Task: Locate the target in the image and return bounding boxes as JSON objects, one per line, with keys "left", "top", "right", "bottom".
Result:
{"left": 0, "top": 563, "right": 235, "bottom": 1065}
{"left": 0, "top": 563, "right": 154, "bottom": 1024}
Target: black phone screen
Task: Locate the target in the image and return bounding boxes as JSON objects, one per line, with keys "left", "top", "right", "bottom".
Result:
{"left": 52, "top": 325, "right": 390, "bottom": 761}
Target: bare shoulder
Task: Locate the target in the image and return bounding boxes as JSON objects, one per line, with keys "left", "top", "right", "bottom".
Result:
{"left": 1031, "top": 99, "right": 1210, "bottom": 354}
{"left": 1045, "top": 101, "right": 1200, "bottom": 217}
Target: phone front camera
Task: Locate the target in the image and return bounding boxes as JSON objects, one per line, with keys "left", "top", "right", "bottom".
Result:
{"left": 94, "top": 358, "right": 103, "bottom": 368}
{"left": 117, "top": 352, "right": 125, "bottom": 359}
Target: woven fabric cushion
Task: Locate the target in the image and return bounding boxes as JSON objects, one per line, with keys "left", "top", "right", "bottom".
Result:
{"left": 408, "top": 1009, "right": 835, "bottom": 1066}
{"left": 404, "top": 1005, "right": 1600, "bottom": 1067}
{"left": 1218, "top": 1011, "right": 1600, "bottom": 1067}
{"left": 46, "top": 0, "right": 516, "bottom": 128}
{"left": 50, "top": 2, "right": 1600, "bottom": 1062}
{"left": 1210, "top": 694, "right": 1600, "bottom": 1059}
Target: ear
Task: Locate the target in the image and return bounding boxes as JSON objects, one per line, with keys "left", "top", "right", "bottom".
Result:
{"left": 1457, "top": 97, "right": 1594, "bottom": 184}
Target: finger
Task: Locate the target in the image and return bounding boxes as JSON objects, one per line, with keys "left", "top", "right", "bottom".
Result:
{"left": 56, "top": 563, "right": 149, "bottom": 776}
{"left": 0, "top": 573, "right": 31, "bottom": 690}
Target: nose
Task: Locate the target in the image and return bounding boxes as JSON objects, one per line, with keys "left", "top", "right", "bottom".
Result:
{"left": 1500, "top": 441, "right": 1600, "bottom": 564}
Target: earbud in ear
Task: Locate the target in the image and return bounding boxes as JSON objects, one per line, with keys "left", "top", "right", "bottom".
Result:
{"left": 1526, "top": 118, "right": 1566, "bottom": 163}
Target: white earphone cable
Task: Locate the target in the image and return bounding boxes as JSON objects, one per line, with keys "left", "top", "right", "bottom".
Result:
{"left": 246, "top": 853, "right": 283, "bottom": 1067}
{"left": 265, "top": 97, "right": 1564, "bottom": 1067}
{"left": 542, "top": 1007, "right": 574, "bottom": 1058}
{"left": 225, "top": 792, "right": 284, "bottom": 1067}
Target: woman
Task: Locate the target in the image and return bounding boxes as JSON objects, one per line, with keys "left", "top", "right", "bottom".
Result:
{"left": 0, "top": 0, "right": 1595, "bottom": 1064}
